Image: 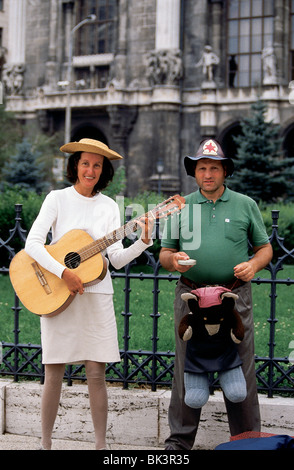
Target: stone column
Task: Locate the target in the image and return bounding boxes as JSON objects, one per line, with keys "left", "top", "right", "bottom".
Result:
{"left": 45, "top": 0, "right": 59, "bottom": 88}
{"left": 107, "top": 104, "right": 138, "bottom": 185}
{"left": 147, "top": 0, "right": 182, "bottom": 194}
{"left": 111, "top": 0, "right": 128, "bottom": 87}
{"left": 7, "top": 0, "right": 26, "bottom": 65}
{"left": 155, "top": 0, "right": 181, "bottom": 50}
{"left": 261, "top": 0, "right": 282, "bottom": 124}
{"left": 210, "top": 0, "right": 223, "bottom": 84}
{"left": 3, "top": 0, "right": 26, "bottom": 96}
{"left": 274, "top": 0, "right": 284, "bottom": 84}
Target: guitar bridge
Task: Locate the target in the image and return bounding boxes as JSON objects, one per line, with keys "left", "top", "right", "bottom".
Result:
{"left": 32, "top": 262, "right": 52, "bottom": 295}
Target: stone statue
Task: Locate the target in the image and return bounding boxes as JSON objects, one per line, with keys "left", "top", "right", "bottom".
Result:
{"left": 262, "top": 42, "right": 278, "bottom": 85}
{"left": 196, "top": 45, "right": 220, "bottom": 82}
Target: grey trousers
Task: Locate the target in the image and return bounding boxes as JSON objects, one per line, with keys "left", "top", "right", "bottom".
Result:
{"left": 165, "top": 280, "right": 261, "bottom": 450}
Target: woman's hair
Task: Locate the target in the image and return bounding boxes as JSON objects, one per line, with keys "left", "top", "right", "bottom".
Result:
{"left": 66, "top": 151, "right": 114, "bottom": 193}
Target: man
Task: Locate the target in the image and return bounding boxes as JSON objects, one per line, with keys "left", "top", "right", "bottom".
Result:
{"left": 160, "top": 139, "right": 273, "bottom": 450}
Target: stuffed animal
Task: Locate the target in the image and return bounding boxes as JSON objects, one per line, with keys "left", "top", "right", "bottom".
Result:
{"left": 179, "top": 286, "right": 247, "bottom": 409}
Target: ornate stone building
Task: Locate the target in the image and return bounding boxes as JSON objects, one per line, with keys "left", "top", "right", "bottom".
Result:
{"left": 2, "top": 0, "right": 294, "bottom": 195}
{"left": 0, "top": 0, "right": 8, "bottom": 88}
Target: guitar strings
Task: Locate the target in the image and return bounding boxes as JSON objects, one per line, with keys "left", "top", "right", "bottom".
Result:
{"left": 61, "top": 200, "right": 180, "bottom": 266}
{"left": 63, "top": 219, "right": 139, "bottom": 266}
{"left": 64, "top": 209, "right": 155, "bottom": 264}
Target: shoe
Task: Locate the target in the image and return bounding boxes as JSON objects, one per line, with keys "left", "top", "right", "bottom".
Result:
{"left": 165, "top": 443, "right": 190, "bottom": 451}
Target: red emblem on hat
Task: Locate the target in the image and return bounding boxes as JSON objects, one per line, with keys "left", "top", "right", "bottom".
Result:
{"left": 203, "top": 139, "right": 218, "bottom": 156}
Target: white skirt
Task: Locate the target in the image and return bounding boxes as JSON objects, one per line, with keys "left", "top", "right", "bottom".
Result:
{"left": 40, "top": 293, "right": 121, "bottom": 364}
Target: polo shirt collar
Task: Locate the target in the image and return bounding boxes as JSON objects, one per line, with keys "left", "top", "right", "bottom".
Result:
{"left": 195, "top": 185, "right": 230, "bottom": 204}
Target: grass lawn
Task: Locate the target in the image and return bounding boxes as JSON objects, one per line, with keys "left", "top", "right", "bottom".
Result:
{"left": 1, "top": 266, "right": 294, "bottom": 360}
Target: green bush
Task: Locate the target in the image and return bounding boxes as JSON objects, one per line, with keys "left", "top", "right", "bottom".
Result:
{"left": 0, "top": 186, "right": 45, "bottom": 232}
{"left": 260, "top": 203, "right": 294, "bottom": 249}
{"left": 0, "top": 186, "right": 45, "bottom": 266}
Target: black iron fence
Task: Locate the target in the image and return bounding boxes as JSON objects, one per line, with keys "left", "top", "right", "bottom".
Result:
{"left": 0, "top": 204, "right": 293, "bottom": 397}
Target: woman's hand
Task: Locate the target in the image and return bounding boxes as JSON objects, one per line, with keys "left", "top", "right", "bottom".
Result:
{"left": 62, "top": 268, "right": 84, "bottom": 296}
{"left": 137, "top": 216, "right": 154, "bottom": 244}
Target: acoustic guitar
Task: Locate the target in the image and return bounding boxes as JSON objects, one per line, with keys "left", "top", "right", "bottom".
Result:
{"left": 9, "top": 194, "right": 185, "bottom": 317}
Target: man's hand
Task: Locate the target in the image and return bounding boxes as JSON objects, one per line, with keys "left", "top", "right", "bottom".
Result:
{"left": 234, "top": 243, "right": 273, "bottom": 282}
{"left": 234, "top": 261, "right": 255, "bottom": 282}
{"left": 159, "top": 248, "right": 194, "bottom": 273}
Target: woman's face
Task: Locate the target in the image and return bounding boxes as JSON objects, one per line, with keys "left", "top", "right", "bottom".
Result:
{"left": 75, "top": 152, "right": 104, "bottom": 197}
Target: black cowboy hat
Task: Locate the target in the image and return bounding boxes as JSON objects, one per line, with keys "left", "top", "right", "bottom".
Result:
{"left": 184, "top": 139, "right": 234, "bottom": 177}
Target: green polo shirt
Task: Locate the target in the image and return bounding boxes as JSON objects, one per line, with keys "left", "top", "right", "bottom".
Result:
{"left": 161, "top": 186, "right": 270, "bottom": 284}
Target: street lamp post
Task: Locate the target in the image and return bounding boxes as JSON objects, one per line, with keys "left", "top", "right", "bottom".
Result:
{"left": 64, "top": 14, "right": 96, "bottom": 144}
{"left": 156, "top": 159, "right": 164, "bottom": 194}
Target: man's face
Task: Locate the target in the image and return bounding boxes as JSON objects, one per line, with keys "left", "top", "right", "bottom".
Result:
{"left": 194, "top": 158, "right": 226, "bottom": 195}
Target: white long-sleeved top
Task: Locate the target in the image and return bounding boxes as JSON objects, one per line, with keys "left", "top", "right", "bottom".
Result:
{"left": 25, "top": 186, "right": 152, "bottom": 294}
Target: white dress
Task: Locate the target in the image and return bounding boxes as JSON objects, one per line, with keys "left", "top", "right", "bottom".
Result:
{"left": 25, "top": 186, "right": 152, "bottom": 364}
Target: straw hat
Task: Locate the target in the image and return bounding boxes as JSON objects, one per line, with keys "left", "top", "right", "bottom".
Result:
{"left": 60, "top": 138, "right": 123, "bottom": 160}
{"left": 184, "top": 139, "right": 234, "bottom": 177}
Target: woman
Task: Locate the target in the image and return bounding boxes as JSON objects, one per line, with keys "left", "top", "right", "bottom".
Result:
{"left": 25, "top": 138, "right": 153, "bottom": 450}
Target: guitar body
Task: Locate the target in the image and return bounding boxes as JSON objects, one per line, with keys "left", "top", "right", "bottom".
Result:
{"left": 9, "top": 230, "right": 107, "bottom": 317}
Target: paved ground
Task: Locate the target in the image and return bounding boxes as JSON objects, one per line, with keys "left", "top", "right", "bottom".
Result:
{"left": 0, "top": 433, "right": 161, "bottom": 451}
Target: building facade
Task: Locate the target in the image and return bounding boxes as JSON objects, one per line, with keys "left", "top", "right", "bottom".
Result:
{"left": 0, "top": 0, "right": 8, "bottom": 89}
{"left": 2, "top": 0, "right": 294, "bottom": 196}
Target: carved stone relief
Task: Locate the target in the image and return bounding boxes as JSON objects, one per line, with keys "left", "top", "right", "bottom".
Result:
{"left": 146, "top": 49, "right": 183, "bottom": 86}
{"left": 2, "top": 64, "right": 25, "bottom": 96}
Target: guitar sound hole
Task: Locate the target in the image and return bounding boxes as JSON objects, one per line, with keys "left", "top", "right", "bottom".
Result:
{"left": 64, "top": 252, "right": 81, "bottom": 269}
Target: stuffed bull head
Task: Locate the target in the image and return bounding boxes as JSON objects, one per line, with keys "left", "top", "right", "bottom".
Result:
{"left": 178, "top": 286, "right": 244, "bottom": 344}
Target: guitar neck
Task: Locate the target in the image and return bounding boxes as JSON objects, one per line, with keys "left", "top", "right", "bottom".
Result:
{"left": 79, "top": 214, "right": 148, "bottom": 261}
{"left": 78, "top": 194, "right": 185, "bottom": 262}
{"left": 97, "top": 218, "right": 141, "bottom": 250}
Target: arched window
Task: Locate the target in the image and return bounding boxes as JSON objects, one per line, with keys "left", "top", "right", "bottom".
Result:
{"left": 219, "top": 122, "right": 242, "bottom": 161}
{"left": 227, "top": 0, "right": 274, "bottom": 87}
{"left": 283, "top": 123, "right": 294, "bottom": 159}
{"left": 72, "top": 125, "right": 108, "bottom": 144}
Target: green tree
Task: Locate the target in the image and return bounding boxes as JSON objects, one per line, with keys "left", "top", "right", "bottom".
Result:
{"left": 29, "top": 131, "right": 64, "bottom": 187}
{"left": 229, "top": 99, "right": 294, "bottom": 202}
{"left": 1, "top": 138, "right": 50, "bottom": 193}
{"left": 0, "top": 105, "right": 23, "bottom": 179}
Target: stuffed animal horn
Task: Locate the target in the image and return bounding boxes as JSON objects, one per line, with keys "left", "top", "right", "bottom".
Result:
{"left": 179, "top": 292, "right": 198, "bottom": 341}
{"left": 221, "top": 292, "right": 239, "bottom": 301}
{"left": 220, "top": 292, "right": 244, "bottom": 343}
{"left": 181, "top": 292, "right": 197, "bottom": 302}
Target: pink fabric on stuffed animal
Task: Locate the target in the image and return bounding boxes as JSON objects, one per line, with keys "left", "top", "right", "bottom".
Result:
{"left": 191, "top": 286, "right": 232, "bottom": 308}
